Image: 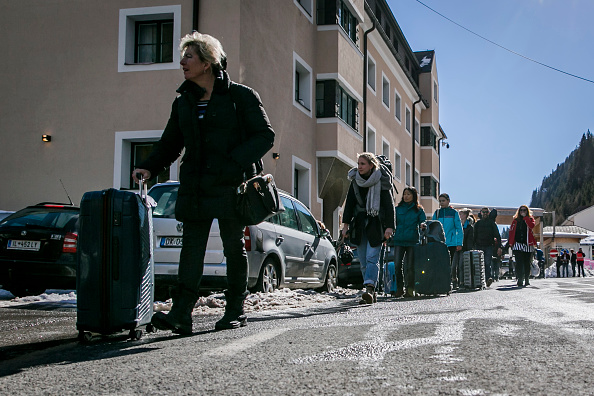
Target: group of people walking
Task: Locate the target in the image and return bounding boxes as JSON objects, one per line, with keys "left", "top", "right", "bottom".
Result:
{"left": 555, "top": 248, "right": 587, "bottom": 277}
{"left": 341, "top": 152, "right": 549, "bottom": 303}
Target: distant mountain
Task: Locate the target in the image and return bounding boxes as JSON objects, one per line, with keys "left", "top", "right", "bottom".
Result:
{"left": 530, "top": 130, "right": 594, "bottom": 225}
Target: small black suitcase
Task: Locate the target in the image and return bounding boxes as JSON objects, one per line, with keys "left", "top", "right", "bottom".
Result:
{"left": 413, "top": 226, "right": 451, "bottom": 296}
{"left": 76, "top": 182, "right": 154, "bottom": 341}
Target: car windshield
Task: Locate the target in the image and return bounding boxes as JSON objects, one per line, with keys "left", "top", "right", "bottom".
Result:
{"left": 0, "top": 208, "right": 78, "bottom": 229}
{"left": 149, "top": 185, "right": 178, "bottom": 218}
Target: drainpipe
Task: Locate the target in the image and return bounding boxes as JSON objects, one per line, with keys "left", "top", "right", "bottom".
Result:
{"left": 193, "top": 0, "right": 200, "bottom": 31}
{"left": 362, "top": 20, "right": 376, "bottom": 152}
{"left": 411, "top": 97, "right": 422, "bottom": 187}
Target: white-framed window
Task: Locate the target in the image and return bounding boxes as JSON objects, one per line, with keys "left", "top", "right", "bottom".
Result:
{"left": 294, "top": 0, "right": 314, "bottom": 23}
{"left": 367, "top": 124, "right": 376, "bottom": 153}
{"left": 382, "top": 138, "right": 390, "bottom": 157}
{"left": 405, "top": 161, "right": 411, "bottom": 186}
{"left": 414, "top": 169, "right": 420, "bottom": 189}
{"left": 292, "top": 156, "right": 311, "bottom": 208}
{"left": 114, "top": 130, "right": 179, "bottom": 189}
{"left": 293, "top": 52, "right": 313, "bottom": 117}
{"left": 421, "top": 175, "right": 438, "bottom": 199}
{"left": 367, "top": 53, "right": 376, "bottom": 93}
{"left": 394, "top": 89, "right": 402, "bottom": 122}
{"left": 434, "top": 81, "right": 438, "bottom": 103}
{"left": 414, "top": 118, "right": 420, "bottom": 143}
{"left": 118, "top": 5, "right": 181, "bottom": 73}
{"left": 382, "top": 73, "right": 390, "bottom": 109}
{"left": 405, "top": 107, "right": 411, "bottom": 134}
{"left": 393, "top": 149, "right": 402, "bottom": 181}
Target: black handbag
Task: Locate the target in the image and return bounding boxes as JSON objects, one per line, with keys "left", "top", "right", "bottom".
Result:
{"left": 236, "top": 174, "right": 284, "bottom": 225}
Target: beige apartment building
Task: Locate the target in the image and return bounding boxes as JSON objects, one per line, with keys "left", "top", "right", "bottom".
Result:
{"left": 0, "top": 0, "right": 444, "bottom": 236}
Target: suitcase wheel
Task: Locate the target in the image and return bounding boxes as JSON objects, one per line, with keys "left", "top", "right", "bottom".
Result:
{"left": 146, "top": 323, "right": 155, "bottom": 333}
{"left": 129, "top": 329, "right": 143, "bottom": 341}
{"left": 78, "top": 331, "right": 93, "bottom": 343}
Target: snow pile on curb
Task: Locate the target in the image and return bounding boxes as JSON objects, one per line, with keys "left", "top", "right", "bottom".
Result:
{"left": 154, "top": 287, "right": 362, "bottom": 315}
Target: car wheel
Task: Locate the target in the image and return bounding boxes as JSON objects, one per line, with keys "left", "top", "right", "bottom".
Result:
{"left": 256, "top": 258, "right": 279, "bottom": 293}
{"left": 7, "top": 285, "right": 46, "bottom": 298}
{"left": 318, "top": 263, "right": 338, "bottom": 293}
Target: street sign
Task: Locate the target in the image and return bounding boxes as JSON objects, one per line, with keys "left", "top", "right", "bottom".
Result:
{"left": 549, "top": 248, "right": 558, "bottom": 258}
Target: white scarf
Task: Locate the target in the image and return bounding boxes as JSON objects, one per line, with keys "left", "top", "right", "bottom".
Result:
{"left": 348, "top": 167, "right": 382, "bottom": 217}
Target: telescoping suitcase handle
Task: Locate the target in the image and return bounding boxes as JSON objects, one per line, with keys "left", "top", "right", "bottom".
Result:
{"left": 135, "top": 173, "right": 149, "bottom": 204}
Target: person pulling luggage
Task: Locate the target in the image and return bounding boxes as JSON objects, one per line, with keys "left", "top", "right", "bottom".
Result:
{"left": 390, "top": 187, "right": 426, "bottom": 297}
{"left": 133, "top": 32, "right": 275, "bottom": 334}
{"left": 432, "top": 193, "right": 463, "bottom": 289}
{"left": 341, "top": 153, "right": 395, "bottom": 304}
{"left": 473, "top": 207, "right": 502, "bottom": 287}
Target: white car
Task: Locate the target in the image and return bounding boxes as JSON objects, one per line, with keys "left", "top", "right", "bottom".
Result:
{"left": 148, "top": 182, "right": 338, "bottom": 299}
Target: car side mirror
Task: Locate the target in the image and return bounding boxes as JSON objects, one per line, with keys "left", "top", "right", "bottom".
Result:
{"left": 320, "top": 229, "right": 331, "bottom": 238}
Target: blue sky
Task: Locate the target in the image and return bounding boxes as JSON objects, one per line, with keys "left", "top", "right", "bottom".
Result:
{"left": 387, "top": 0, "right": 594, "bottom": 209}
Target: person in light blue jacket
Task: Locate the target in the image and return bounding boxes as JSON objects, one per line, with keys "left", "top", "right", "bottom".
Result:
{"left": 432, "top": 193, "right": 463, "bottom": 288}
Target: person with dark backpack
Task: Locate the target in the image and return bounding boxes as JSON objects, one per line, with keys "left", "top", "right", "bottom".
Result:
{"left": 341, "top": 153, "right": 395, "bottom": 304}
{"left": 133, "top": 32, "right": 275, "bottom": 334}
{"left": 474, "top": 207, "right": 502, "bottom": 287}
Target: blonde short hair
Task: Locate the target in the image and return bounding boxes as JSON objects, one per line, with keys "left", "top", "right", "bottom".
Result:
{"left": 179, "top": 32, "right": 227, "bottom": 74}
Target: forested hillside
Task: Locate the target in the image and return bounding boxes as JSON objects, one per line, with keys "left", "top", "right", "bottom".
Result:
{"left": 530, "top": 130, "right": 594, "bottom": 225}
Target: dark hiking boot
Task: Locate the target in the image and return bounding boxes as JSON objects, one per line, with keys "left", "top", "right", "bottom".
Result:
{"left": 404, "top": 288, "right": 415, "bottom": 298}
{"left": 215, "top": 290, "right": 248, "bottom": 330}
{"left": 486, "top": 278, "right": 494, "bottom": 287}
{"left": 392, "top": 290, "right": 405, "bottom": 298}
{"left": 360, "top": 285, "right": 375, "bottom": 304}
{"left": 151, "top": 286, "right": 198, "bottom": 335}
{"left": 517, "top": 280, "right": 523, "bottom": 288}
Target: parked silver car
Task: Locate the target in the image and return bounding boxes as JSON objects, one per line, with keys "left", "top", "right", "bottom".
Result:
{"left": 147, "top": 182, "right": 338, "bottom": 298}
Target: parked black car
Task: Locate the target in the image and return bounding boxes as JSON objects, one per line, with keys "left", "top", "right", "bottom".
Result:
{"left": 0, "top": 203, "right": 79, "bottom": 297}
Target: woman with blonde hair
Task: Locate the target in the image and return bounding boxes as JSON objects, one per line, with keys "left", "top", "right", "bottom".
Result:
{"left": 133, "top": 32, "right": 275, "bottom": 333}
{"left": 508, "top": 205, "right": 536, "bottom": 287}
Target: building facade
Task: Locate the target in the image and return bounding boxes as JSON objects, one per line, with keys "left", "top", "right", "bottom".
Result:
{"left": 0, "top": 0, "right": 444, "bottom": 236}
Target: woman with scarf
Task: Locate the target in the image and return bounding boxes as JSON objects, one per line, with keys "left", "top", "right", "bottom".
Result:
{"left": 508, "top": 205, "right": 536, "bottom": 287}
{"left": 341, "top": 153, "right": 395, "bottom": 304}
{"left": 391, "top": 187, "right": 426, "bottom": 297}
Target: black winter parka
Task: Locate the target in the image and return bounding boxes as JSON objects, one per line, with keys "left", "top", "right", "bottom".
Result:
{"left": 138, "top": 71, "right": 275, "bottom": 221}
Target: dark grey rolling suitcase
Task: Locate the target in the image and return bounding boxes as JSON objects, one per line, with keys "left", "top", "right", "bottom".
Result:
{"left": 76, "top": 182, "right": 154, "bottom": 341}
{"left": 461, "top": 250, "right": 486, "bottom": 290}
{"left": 413, "top": 222, "right": 451, "bottom": 296}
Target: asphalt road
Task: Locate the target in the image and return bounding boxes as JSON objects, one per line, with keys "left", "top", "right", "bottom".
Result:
{"left": 0, "top": 277, "right": 593, "bottom": 395}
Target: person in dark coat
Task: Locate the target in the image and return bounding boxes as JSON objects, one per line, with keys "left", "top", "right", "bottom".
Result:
{"left": 455, "top": 208, "right": 475, "bottom": 286}
{"left": 341, "top": 153, "right": 395, "bottom": 304}
{"left": 570, "top": 249, "right": 577, "bottom": 276}
{"left": 133, "top": 32, "right": 275, "bottom": 334}
{"left": 473, "top": 207, "right": 502, "bottom": 287}
{"left": 576, "top": 247, "right": 586, "bottom": 277}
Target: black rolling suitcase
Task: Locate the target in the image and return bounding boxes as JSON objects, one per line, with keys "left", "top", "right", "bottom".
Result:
{"left": 76, "top": 181, "right": 154, "bottom": 341}
{"left": 413, "top": 222, "right": 451, "bottom": 296}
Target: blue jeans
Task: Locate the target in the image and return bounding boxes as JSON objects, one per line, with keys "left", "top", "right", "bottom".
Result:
{"left": 476, "top": 246, "right": 494, "bottom": 280}
{"left": 357, "top": 232, "right": 381, "bottom": 288}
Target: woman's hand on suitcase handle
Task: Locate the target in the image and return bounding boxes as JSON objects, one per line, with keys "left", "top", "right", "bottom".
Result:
{"left": 384, "top": 227, "right": 393, "bottom": 241}
{"left": 132, "top": 169, "right": 151, "bottom": 184}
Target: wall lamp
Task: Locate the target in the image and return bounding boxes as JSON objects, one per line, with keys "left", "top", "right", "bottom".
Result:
{"left": 441, "top": 140, "right": 449, "bottom": 149}
{"left": 272, "top": 152, "right": 280, "bottom": 160}
{"left": 42, "top": 134, "right": 52, "bottom": 142}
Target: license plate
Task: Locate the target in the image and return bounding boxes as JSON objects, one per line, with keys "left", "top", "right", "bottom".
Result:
{"left": 7, "top": 240, "right": 41, "bottom": 251}
{"left": 160, "top": 237, "right": 183, "bottom": 248}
